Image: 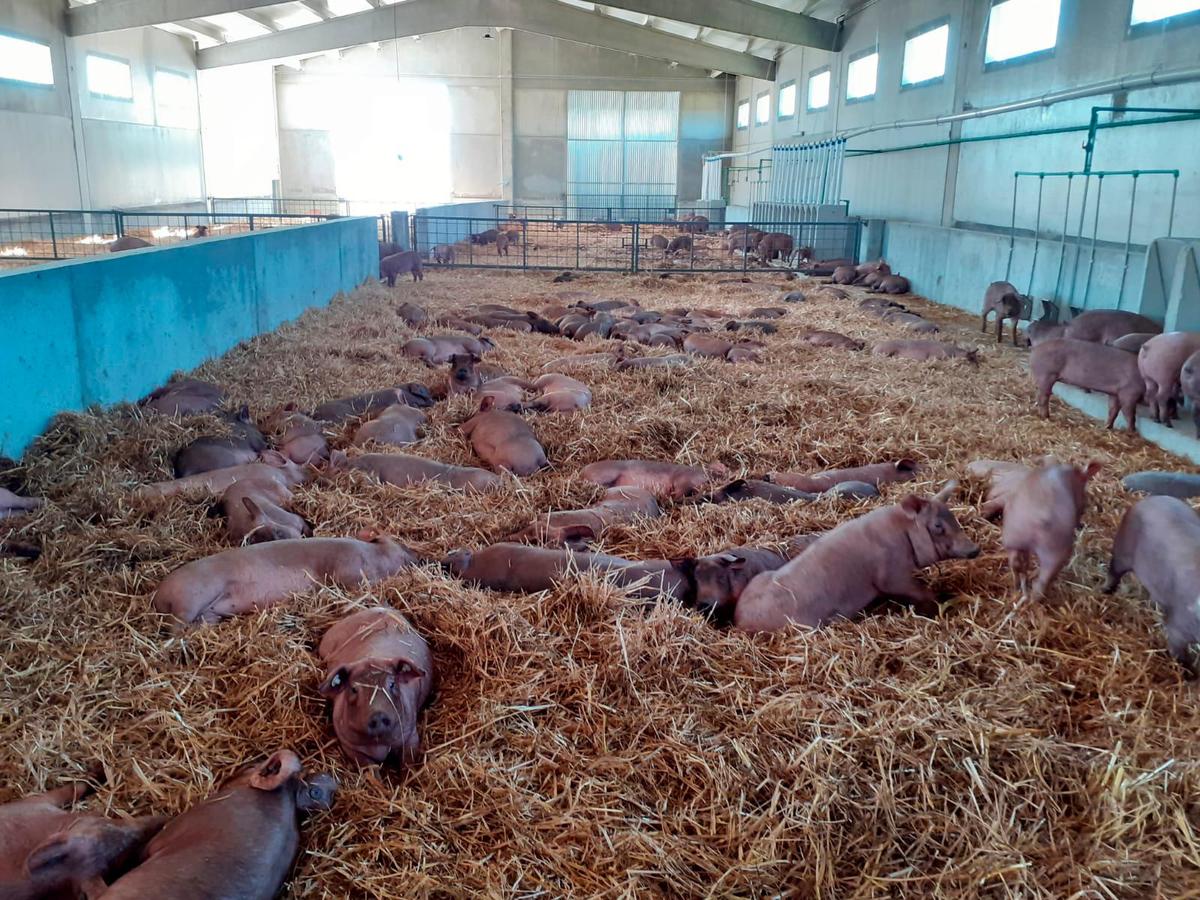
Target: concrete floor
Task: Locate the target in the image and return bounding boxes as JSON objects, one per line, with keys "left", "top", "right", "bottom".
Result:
{"left": 1053, "top": 383, "right": 1200, "bottom": 465}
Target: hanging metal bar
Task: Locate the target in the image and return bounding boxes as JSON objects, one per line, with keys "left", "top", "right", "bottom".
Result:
{"left": 1066, "top": 174, "right": 1092, "bottom": 310}
{"left": 1117, "top": 174, "right": 1139, "bottom": 305}
{"left": 1167, "top": 173, "right": 1179, "bottom": 237}
{"left": 1027, "top": 175, "right": 1045, "bottom": 297}
{"left": 1081, "top": 174, "right": 1106, "bottom": 307}
{"left": 1052, "top": 175, "right": 1075, "bottom": 308}
{"left": 1005, "top": 173, "right": 1019, "bottom": 281}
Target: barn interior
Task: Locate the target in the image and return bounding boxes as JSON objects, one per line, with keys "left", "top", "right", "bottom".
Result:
{"left": 2, "top": 0, "right": 1200, "bottom": 897}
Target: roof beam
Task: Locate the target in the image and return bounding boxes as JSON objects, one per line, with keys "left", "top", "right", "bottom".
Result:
{"left": 67, "top": 0, "right": 289, "bottom": 35}
{"left": 179, "top": 19, "right": 229, "bottom": 42}
{"left": 591, "top": 0, "right": 839, "bottom": 49}
{"left": 196, "top": 0, "right": 775, "bottom": 78}
{"left": 299, "top": 1, "right": 334, "bottom": 20}
{"left": 237, "top": 10, "right": 280, "bottom": 31}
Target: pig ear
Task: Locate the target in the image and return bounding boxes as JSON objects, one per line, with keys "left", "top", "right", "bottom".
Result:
{"left": 329, "top": 450, "right": 348, "bottom": 470}
{"left": 900, "top": 494, "right": 927, "bottom": 518}
{"left": 261, "top": 449, "right": 288, "bottom": 467}
{"left": 236, "top": 404, "right": 252, "bottom": 422}
{"left": 284, "top": 402, "right": 298, "bottom": 412}
{"left": 479, "top": 395, "right": 496, "bottom": 412}
{"left": 716, "top": 552, "right": 744, "bottom": 567}
{"left": 707, "top": 462, "right": 730, "bottom": 479}
{"left": 249, "top": 750, "right": 302, "bottom": 792}
{"left": 355, "top": 527, "right": 381, "bottom": 542}
{"left": 241, "top": 496, "right": 262, "bottom": 517}
{"left": 1083, "top": 461, "right": 1103, "bottom": 480}
{"left": 931, "top": 480, "right": 959, "bottom": 503}
{"left": 25, "top": 831, "right": 90, "bottom": 878}
{"left": 394, "top": 659, "right": 426, "bottom": 683}
{"left": 318, "top": 666, "right": 352, "bottom": 697}
{"left": 895, "top": 459, "right": 919, "bottom": 474}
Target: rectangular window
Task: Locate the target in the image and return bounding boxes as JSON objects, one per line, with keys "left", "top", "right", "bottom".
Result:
{"left": 154, "top": 69, "right": 197, "bottom": 128}
{"left": 807, "top": 67, "right": 830, "bottom": 110}
{"left": 777, "top": 81, "right": 796, "bottom": 119}
{"left": 985, "top": 0, "right": 1060, "bottom": 66}
{"left": 86, "top": 53, "right": 133, "bottom": 100}
{"left": 902, "top": 20, "right": 950, "bottom": 86}
{"left": 1131, "top": 0, "right": 1200, "bottom": 26}
{"left": 0, "top": 33, "right": 53, "bottom": 86}
{"left": 846, "top": 49, "right": 878, "bottom": 101}
{"left": 736, "top": 99, "right": 750, "bottom": 129}
{"left": 754, "top": 91, "right": 770, "bottom": 125}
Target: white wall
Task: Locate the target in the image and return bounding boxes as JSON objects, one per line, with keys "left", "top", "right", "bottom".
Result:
{"left": 198, "top": 62, "right": 280, "bottom": 199}
{"left": 0, "top": 0, "right": 204, "bottom": 210}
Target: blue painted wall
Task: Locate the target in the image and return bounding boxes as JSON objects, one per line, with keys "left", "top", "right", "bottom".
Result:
{"left": 0, "top": 217, "right": 377, "bottom": 457}
{"left": 411, "top": 201, "right": 500, "bottom": 256}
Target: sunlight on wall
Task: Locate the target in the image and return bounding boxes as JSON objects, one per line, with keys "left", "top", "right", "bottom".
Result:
{"left": 198, "top": 63, "right": 280, "bottom": 197}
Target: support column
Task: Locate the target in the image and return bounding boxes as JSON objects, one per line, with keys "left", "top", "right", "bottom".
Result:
{"left": 499, "top": 28, "right": 515, "bottom": 201}
{"left": 939, "top": 0, "right": 975, "bottom": 228}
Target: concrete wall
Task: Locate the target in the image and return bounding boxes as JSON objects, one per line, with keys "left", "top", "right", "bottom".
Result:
{"left": 274, "top": 26, "right": 731, "bottom": 205}
{"left": 729, "top": 0, "right": 1200, "bottom": 314}
{"left": 0, "top": 218, "right": 376, "bottom": 456}
{"left": 0, "top": 0, "right": 205, "bottom": 210}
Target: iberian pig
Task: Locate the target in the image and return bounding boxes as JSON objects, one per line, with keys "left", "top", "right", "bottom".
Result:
{"left": 1030, "top": 338, "right": 1144, "bottom": 430}
{"left": 799, "top": 330, "right": 865, "bottom": 351}
{"left": 755, "top": 232, "right": 794, "bottom": 262}
{"left": 508, "top": 486, "right": 660, "bottom": 545}
{"left": 980, "top": 281, "right": 1026, "bottom": 345}
{"left": 99, "top": 750, "right": 337, "bottom": 900}
{"left": 855, "top": 259, "right": 890, "bottom": 281}
{"left": 883, "top": 311, "right": 940, "bottom": 334}
{"left": 617, "top": 353, "right": 693, "bottom": 370}
{"left": 351, "top": 405, "right": 426, "bottom": 447}
{"left": 1108, "top": 332, "right": 1158, "bottom": 353}
{"left": 1025, "top": 318, "right": 1067, "bottom": 347}
{"left": 496, "top": 231, "right": 512, "bottom": 256}
{"left": 675, "top": 547, "right": 789, "bottom": 624}
{"left": 1138, "top": 331, "right": 1200, "bottom": 424}
{"left": 380, "top": 250, "right": 424, "bottom": 285}
{"left": 766, "top": 459, "right": 920, "bottom": 493}
{"left": 830, "top": 265, "right": 858, "bottom": 285}
{"left": 726, "top": 320, "right": 778, "bottom": 335}
{"left": 965, "top": 458, "right": 1033, "bottom": 520}
{"left": 135, "top": 451, "right": 308, "bottom": 500}
{"left": 172, "top": 406, "right": 267, "bottom": 477}
{"left": 666, "top": 236, "right": 693, "bottom": 257}
{"left": 109, "top": 235, "right": 152, "bottom": 252}
{"left": 331, "top": 450, "right": 501, "bottom": 492}
{"left": 1064, "top": 309, "right": 1161, "bottom": 344}
{"left": 1001, "top": 460, "right": 1101, "bottom": 602}
{"left": 860, "top": 270, "right": 885, "bottom": 289}
{"left": 872, "top": 339, "right": 978, "bottom": 363}
{"left": 726, "top": 346, "right": 762, "bottom": 364}
{"left": 312, "top": 385, "right": 433, "bottom": 423}
{"left": 868, "top": 274, "right": 911, "bottom": 295}
{"left": 649, "top": 234, "right": 669, "bottom": 254}
{"left": 749, "top": 307, "right": 787, "bottom": 319}
{"left": 396, "top": 301, "right": 428, "bottom": 327}
{"left": 1121, "top": 470, "right": 1200, "bottom": 498}
{"left": 581, "top": 459, "right": 727, "bottom": 500}
{"left": 378, "top": 241, "right": 403, "bottom": 259}
{"left": 139, "top": 379, "right": 225, "bottom": 416}
{"left": 402, "top": 334, "right": 494, "bottom": 366}
{"left": 0, "top": 780, "right": 164, "bottom": 900}
{"left": 734, "top": 483, "right": 978, "bottom": 632}
{"left": 1104, "top": 495, "right": 1200, "bottom": 675}
{"left": 0, "top": 487, "right": 43, "bottom": 519}
{"left": 439, "top": 353, "right": 503, "bottom": 396}
{"left": 459, "top": 398, "right": 548, "bottom": 476}
{"left": 574, "top": 313, "right": 616, "bottom": 341}
{"left": 1181, "top": 349, "right": 1200, "bottom": 429}
{"left": 528, "top": 373, "right": 591, "bottom": 413}
{"left": 318, "top": 607, "right": 433, "bottom": 765}
{"left": 432, "top": 244, "right": 455, "bottom": 265}
{"left": 698, "top": 479, "right": 818, "bottom": 505}
{"left": 683, "top": 334, "right": 734, "bottom": 359}
{"left": 220, "top": 478, "right": 310, "bottom": 545}
{"left": 262, "top": 405, "right": 328, "bottom": 464}
{"left": 153, "top": 533, "right": 419, "bottom": 624}
{"left": 479, "top": 376, "right": 533, "bottom": 411}
{"left": 442, "top": 543, "right": 689, "bottom": 601}
{"left": 471, "top": 229, "right": 498, "bottom": 244}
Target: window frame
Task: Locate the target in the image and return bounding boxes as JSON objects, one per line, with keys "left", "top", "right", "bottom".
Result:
{"left": 1127, "top": 0, "right": 1200, "bottom": 36}
{"left": 900, "top": 17, "right": 951, "bottom": 90}
{"left": 85, "top": 51, "right": 134, "bottom": 102}
{"left": 754, "top": 90, "right": 770, "bottom": 126}
{"left": 153, "top": 66, "right": 197, "bottom": 127}
{"left": 735, "top": 98, "right": 750, "bottom": 131}
{"left": 844, "top": 46, "right": 879, "bottom": 104}
{"left": 0, "top": 30, "right": 55, "bottom": 90}
{"left": 983, "top": 0, "right": 1061, "bottom": 72}
{"left": 776, "top": 80, "right": 797, "bottom": 120}
{"left": 806, "top": 65, "right": 831, "bottom": 111}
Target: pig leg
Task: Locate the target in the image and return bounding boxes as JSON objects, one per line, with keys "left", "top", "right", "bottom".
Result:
{"left": 1030, "top": 545, "right": 1071, "bottom": 602}
{"left": 877, "top": 570, "right": 936, "bottom": 609}
{"left": 1008, "top": 549, "right": 1032, "bottom": 600}
{"left": 979, "top": 497, "right": 1005, "bottom": 521}
{"left": 980, "top": 308, "right": 990, "bottom": 335}
{"left": 1011, "top": 317, "right": 1019, "bottom": 347}
{"left": 1119, "top": 391, "right": 1140, "bottom": 433}
{"left": 1035, "top": 376, "right": 1056, "bottom": 419}
{"left": 1166, "top": 626, "right": 1200, "bottom": 679}
{"left": 1104, "top": 395, "right": 1121, "bottom": 430}
{"left": 996, "top": 312, "right": 1004, "bottom": 344}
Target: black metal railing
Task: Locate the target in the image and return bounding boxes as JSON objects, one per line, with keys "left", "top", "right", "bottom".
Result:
{"left": 411, "top": 216, "right": 861, "bottom": 274}
{"left": 493, "top": 203, "right": 723, "bottom": 225}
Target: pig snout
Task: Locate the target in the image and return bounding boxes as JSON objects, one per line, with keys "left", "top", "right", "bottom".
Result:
{"left": 296, "top": 773, "right": 339, "bottom": 813}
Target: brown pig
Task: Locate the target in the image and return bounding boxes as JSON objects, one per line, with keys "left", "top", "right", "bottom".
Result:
{"left": 683, "top": 334, "right": 735, "bottom": 358}
{"left": 109, "top": 235, "right": 152, "bottom": 252}
{"left": 312, "top": 384, "right": 433, "bottom": 423}
{"left": 581, "top": 459, "right": 727, "bottom": 500}
{"left": 980, "top": 281, "right": 1026, "bottom": 345}
{"left": 1030, "top": 338, "right": 1144, "bottom": 430}
{"left": 1138, "top": 331, "right": 1200, "bottom": 424}
{"left": 799, "top": 330, "right": 864, "bottom": 351}
{"left": 1001, "top": 460, "right": 1101, "bottom": 602}
{"left": 172, "top": 406, "right": 268, "bottom": 477}
{"left": 351, "top": 405, "right": 426, "bottom": 447}
{"left": 965, "top": 458, "right": 1033, "bottom": 520}
{"left": 766, "top": 458, "right": 920, "bottom": 493}
{"left": 1108, "top": 331, "right": 1158, "bottom": 353}
{"left": 99, "top": 750, "right": 337, "bottom": 900}
{"left": 402, "top": 334, "right": 495, "bottom": 366}
{"left": 868, "top": 274, "right": 911, "bottom": 295}
{"left": 1104, "top": 495, "right": 1200, "bottom": 675}
{"left": 154, "top": 533, "right": 418, "bottom": 625}
{"left": 734, "top": 483, "right": 978, "bottom": 632}
{"left": 220, "top": 478, "right": 310, "bottom": 545}
{"left": 478, "top": 376, "right": 534, "bottom": 411}
{"left": 0, "top": 780, "right": 164, "bottom": 900}
{"left": 134, "top": 451, "right": 308, "bottom": 500}
{"left": 1182, "top": 349, "right": 1200, "bottom": 430}
{"left": 528, "top": 373, "right": 591, "bottom": 413}
{"left": 331, "top": 449, "right": 501, "bottom": 492}
{"left": 139, "top": 379, "right": 226, "bottom": 417}
{"left": 1063, "top": 309, "right": 1161, "bottom": 344}
{"left": 830, "top": 265, "right": 858, "bottom": 285}
{"left": 676, "top": 547, "right": 790, "bottom": 624}
{"left": 666, "top": 235, "right": 693, "bottom": 257}
{"left": 883, "top": 312, "right": 940, "bottom": 334}
{"left": 872, "top": 339, "right": 977, "bottom": 362}
{"left": 318, "top": 607, "right": 433, "bottom": 765}
{"left": 396, "top": 301, "right": 428, "bottom": 327}
{"left": 262, "top": 405, "right": 329, "bottom": 465}
{"left": 508, "top": 486, "right": 660, "bottom": 545}
{"left": 616, "top": 353, "right": 693, "bottom": 370}
{"left": 380, "top": 250, "right": 424, "bottom": 285}
{"left": 460, "top": 398, "right": 548, "bottom": 476}
{"left": 699, "top": 479, "right": 818, "bottom": 505}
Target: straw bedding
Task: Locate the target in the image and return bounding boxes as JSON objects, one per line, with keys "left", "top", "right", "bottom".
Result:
{"left": 2, "top": 269, "right": 1198, "bottom": 898}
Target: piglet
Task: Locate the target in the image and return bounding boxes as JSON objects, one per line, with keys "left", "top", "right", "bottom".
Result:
{"left": 1104, "top": 495, "right": 1200, "bottom": 675}
{"left": 1001, "top": 459, "right": 1101, "bottom": 602}
{"left": 139, "top": 379, "right": 225, "bottom": 417}
{"left": 528, "top": 374, "right": 591, "bottom": 413}
{"left": 381, "top": 250, "right": 423, "bottom": 285}
{"left": 100, "top": 750, "right": 337, "bottom": 899}
{"left": 262, "top": 405, "right": 329, "bottom": 465}
{"left": 135, "top": 451, "right": 308, "bottom": 500}
{"left": 1137, "top": 331, "right": 1200, "bottom": 424}
{"left": 868, "top": 274, "right": 911, "bottom": 295}
{"left": 1181, "top": 349, "right": 1200, "bottom": 429}
{"left": 581, "top": 459, "right": 727, "bottom": 500}
{"left": 312, "top": 385, "right": 432, "bottom": 423}
{"left": 799, "top": 330, "right": 864, "bottom": 351}
{"left": 459, "top": 398, "right": 548, "bottom": 476}
{"left": 1, "top": 780, "right": 163, "bottom": 900}
{"left": 331, "top": 450, "right": 501, "bottom": 492}
{"left": 220, "top": 478, "right": 310, "bottom": 545}
{"left": 980, "top": 281, "right": 1025, "bottom": 345}
{"left": 766, "top": 459, "right": 920, "bottom": 493}
{"left": 1064, "top": 309, "right": 1160, "bottom": 344}
{"left": 153, "top": 532, "right": 419, "bottom": 625}
{"left": 402, "top": 334, "right": 494, "bottom": 366}
{"left": 351, "top": 405, "right": 426, "bottom": 447}
{"left": 319, "top": 607, "right": 433, "bottom": 765}
{"left": 676, "top": 547, "right": 789, "bottom": 625}
{"left": 508, "top": 486, "right": 660, "bottom": 545}
{"left": 1030, "top": 338, "right": 1143, "bottom": 430}
{"left": 172, "top": 406, "right": 268, "bottom": 477}
{"left": 734, "top": 483, "right": 978, "bottom": 632}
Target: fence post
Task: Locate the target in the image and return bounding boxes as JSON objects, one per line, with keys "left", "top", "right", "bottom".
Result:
{"left": 115, "top": 211, "right": 125, "bottom": 238}
{"left": 49, "top": 211, "right": 59, "bottom": 259}
{"left": 575, "top": 220, "right": 580, "bottom": 270}
{"left": 522, "top": 223, "right": 528, "bottom": 271}
{"left": 631, "top": 223, "right": 640, "bottom": 273}
{"left": 249, "top": 215, "right": 256, "bottom": 232}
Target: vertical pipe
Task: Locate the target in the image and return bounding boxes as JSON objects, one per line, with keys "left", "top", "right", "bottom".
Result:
{"left": 575, "top": 220, "right": 580, "bottom": 270}
{"left": 1082, "top": 175, "right": 1106, "bottom": 308}
{"left": 1066, "top": 174, "right": 1092, "bottom": 311}
{"left": 631, "top": 222, "right": 639, "bottom": 273}
{"left": 1026, "top": 176, "right": 1045, "bottom": 297}
{"left": 1052, "top": 175, "right": 1075, "bottom": 308}
{"left": 1167, "top": 173, "right": 1179, "bottom": 237}
{"left": 1005, "top": 173, "right": 1019, "bottom": 281}
{"left": 1117, "top": 174, "right": 1139, "bottom": 305}
{"left": 49, "top": 211, "right": 58, "bottom": 259}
